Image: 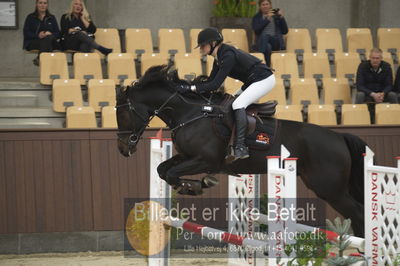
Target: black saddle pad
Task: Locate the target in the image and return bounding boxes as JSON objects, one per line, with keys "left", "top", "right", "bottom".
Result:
{"left": 245, "top": 117, "right": 278, "bottom": 150}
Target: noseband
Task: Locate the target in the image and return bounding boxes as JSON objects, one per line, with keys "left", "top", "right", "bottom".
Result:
{"left": 116, "top": 92, "right": 178, "bottom": 149}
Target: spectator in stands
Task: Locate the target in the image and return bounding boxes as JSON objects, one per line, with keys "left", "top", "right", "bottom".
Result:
{"left": 23, "top": 0, "right": 61, "bottom": 66}
{"left": 252, "top": 0, "right": 288, "bottom": 67}
{"left": 394, "top": 67, "right": 400, "bottom": 97}
{"left": 176, "top": 28, "right": 275, "bottom": 161}
{"left": 355, "top": 48, "right": 397, "bottom": 104}
{"left": 60, "top": 0, "right": 112, "bottom": 55}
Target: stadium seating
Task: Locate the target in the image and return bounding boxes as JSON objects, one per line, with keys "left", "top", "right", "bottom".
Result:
{"left": 88, "top": 79, "right": 116, "bottom": 112}
{"left": 174, "top": 53, "right": 202, "bottom": 80}
{"left": 148, "top": 117, "right": 167, "bottom": 128}
{"left": 335, "top": 52, "right": 361, "bottom": 79}
{"left": 66, "top": 106, "right": 97, "bottom": 128}
{"left": 275, "top": 105, "right": 303, "bottom": 122}
{"left": 73, "top": 53, "right": 102, "bottom": 85}
{"left": 125, "top": 28, "right": 154, "bottom": 55}
{"left": 250, "top": 52, "right": 266, "bottom": 64}
{"left": 52, "top": 79, "right": 83, "bottom": 112}
{"left": 286, "top": 28, "right": 312, "bottom": 54}
{"left": 290, "top": 78, "right": 319, "bottom": 105}
{"left": 94, "top": 28, "right": 121, "bottom": 58}
{"left": 375, "top": 104, "right": 400, "bottom": 125}
{"left": 40, "top": 53, "right": 69, "bottom": 85}
{"left": 158, "top": 28, "right": 186, "bottom": 55}
{"left": 101, "top": 106, "right": 117, "bottom": 128}
{"left": 377, "top": 28, "right": 400, "bottom": 53}
{"left": 323, "top": 78, "right": 351, "bottom": 105}
{"left": 107, "top": 53, "right": 137, "bottom": 84}
{"left": 316, "top": 28, "right": 343, "bottom": 53}
{"left": 221, "top": 29, "right": 249, "bottom": 52}
{"left": 141, "top": 53, "right": 170, "bottom": 75}
{"left": 271, "top": 53, "right": 299, "bottom": 79}
{"left": 347, "top": 28, "right": 373, "bottom": 55}
{"left": 224, "top": 78, "right": 243, "bottom": 95}
{"left": 303, "top": 53, "right": 331, "bottom": 79}
{"left": 341, "top": 104, "right": 370, "bottom": 125}
{"left": 307, "top": 104, "right": 337, "bottom": 125}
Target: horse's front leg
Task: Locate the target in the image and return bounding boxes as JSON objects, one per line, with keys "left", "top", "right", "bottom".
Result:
{"left": 157, "top": 154, "right": 185, "bottom": 180}
{"left": 162, "top": 156, "right": 216, "bottom": 196}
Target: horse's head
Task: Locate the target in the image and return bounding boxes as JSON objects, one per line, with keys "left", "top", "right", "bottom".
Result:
{"left": 116, "top": 84, "right": 153, "bottom": 157}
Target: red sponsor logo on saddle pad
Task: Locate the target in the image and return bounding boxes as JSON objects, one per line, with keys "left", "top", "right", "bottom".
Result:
{"left": 256, "top": 133, "right": 270, "bottom": 145}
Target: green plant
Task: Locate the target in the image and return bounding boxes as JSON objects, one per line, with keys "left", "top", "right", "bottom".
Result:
{"left": 324, "top": 218, "right": 365, "bottom": 266}
{"left": 212, "top": 0, "right": 258, "bottom": 18}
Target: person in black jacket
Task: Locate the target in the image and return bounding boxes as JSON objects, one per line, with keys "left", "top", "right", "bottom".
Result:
{"left": 355, "top": 48, "right": 397, "bottom": 104}
{"left": 23, "top": 0, "right": 61, "bottom": 65}
{"left": 176, "top": 28, "right": 276, "bottom": 160}
{"left": 60, "top": 0, "right": 112, "bottom": 55}
{"left": 252, "top": 0, "right": 288, "bottom": 67}
{"left": 394, "top": 67, "right": 400, "bottom": 97}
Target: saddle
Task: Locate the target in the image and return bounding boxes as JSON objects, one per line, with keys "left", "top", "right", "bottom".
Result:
{"left": 218, "top": 94, "right": 277, "bottom": 134}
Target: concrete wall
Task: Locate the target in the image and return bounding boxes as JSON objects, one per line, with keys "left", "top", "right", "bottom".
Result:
{"left": 0, "top": 0, "right": 398, "bottom": 78}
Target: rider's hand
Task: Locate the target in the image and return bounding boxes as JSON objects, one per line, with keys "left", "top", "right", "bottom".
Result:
{"left": 176, "top": 84, "right": 191, "bottom": 93}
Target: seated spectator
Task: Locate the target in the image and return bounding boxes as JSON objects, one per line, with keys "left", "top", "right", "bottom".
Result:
{"left": 355, "top": 48, "right": 397, "bottom": 104}
{"left": 252, "top": 0, "right": 288, "bottom": 67}
{"left": 394, "top": 67, "right": 400, "bottom": 96}
{"left": 60, "top": 0, "right": 112, "bottom": 55}
{"left": 23, "top": 0, "right": 61, "bottom": 66}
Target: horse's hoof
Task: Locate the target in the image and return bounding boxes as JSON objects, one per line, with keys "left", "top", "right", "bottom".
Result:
{"left": 176, "top": 179, "right": 203, "bottom": 196}
{"left": 201, "top": 175, "right": 219, "bottom": 188}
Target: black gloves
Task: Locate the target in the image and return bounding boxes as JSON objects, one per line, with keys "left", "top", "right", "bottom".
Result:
{"left": 176, "top": 84, "right": 191, "bottom": 93}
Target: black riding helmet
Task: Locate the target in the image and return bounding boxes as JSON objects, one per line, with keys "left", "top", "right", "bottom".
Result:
{"left": 196, "top": 28, "right": 223, "bottom": 55}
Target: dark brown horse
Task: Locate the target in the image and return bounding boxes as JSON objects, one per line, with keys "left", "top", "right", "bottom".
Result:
{"left": 116, "top": 65, "right": 367, "bottom": 237}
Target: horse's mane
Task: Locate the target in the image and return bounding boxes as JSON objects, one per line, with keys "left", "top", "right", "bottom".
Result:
{"left": 117, "top": 64, "right": 226, "bottom": 104}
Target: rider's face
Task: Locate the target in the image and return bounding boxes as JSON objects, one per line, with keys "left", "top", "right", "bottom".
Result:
{"left": 200, "top": 43, "right": 211, "bottom": 56}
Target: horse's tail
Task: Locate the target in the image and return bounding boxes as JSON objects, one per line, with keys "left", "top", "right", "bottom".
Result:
{"left": 342, "top": 133, "right": 367, "bottom": 205}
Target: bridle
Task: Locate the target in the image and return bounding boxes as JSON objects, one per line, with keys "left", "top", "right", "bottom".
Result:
{"left": 115, "top": 91, "right": 178, "bottom": 150}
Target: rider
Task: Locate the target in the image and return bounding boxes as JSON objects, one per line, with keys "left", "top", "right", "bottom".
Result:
{"left": 176, "top": 28, "right": 276, "bottom": 161}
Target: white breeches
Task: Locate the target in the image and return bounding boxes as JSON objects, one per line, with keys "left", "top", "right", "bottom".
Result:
{"left": 232, "top": 74, "right": 276, "bottom": 110}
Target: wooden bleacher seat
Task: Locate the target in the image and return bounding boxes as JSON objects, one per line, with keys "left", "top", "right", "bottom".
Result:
{"left": 382, "top": 51, "right": 395, "bottom": 76}
{"left": 66, "top": 106, "right": 97, "bottom": 128}
{"left": 221, "top": 29, "right": 249, "bottom": 52}
{"left": 335, "top": 52, "right": 361, "bottom": 79}
{"left": 275, "top": 105, "right": 303, "bottom": 122}
{"left": 125, "top": 28, "right": 154, "bottom": 55}
{"left": 40, "top": 52, "right": 69, "bottom": 85}
{"left": 158, "top": 28, "right": 186, "bottom": 55}
{"left": 307, "top": 104, "right": 337, "bottom": 126}
{"left": 341, "top": 104, "right": 370, "bottom": 125}
{"left": 271, "top": 53, "right": 299, "bottom": 79}
{"left": 52, "top": 79, "right": 83, "bottom": 112}
{"left": 107, "top": 53, "right": 137, "bottom": 84}
{"left": 174, "top": 53, "right": 202, "bottom": 80}
{"left": 258, "top": 78, "right": 286, "bottom": 105}
{"left": 375, "top": 104, "right": 400, "bottom": 125}
{"left": 189, "top": 28, "right": 203, "bottom": 55}
{"left": 290, "top": 78, "right": 319, "bottom": 105}
{"left": 224, "top": 78, "right": 243, "bottom": 95}
{"left": 148, "top": 117, "right": 167, "bottom": 128}
{"left": 316, "top": 28, "right": 343, "bottom": 53}
{"left": 250, "top": 52, "right": 265, "bottom": 64}
{"left": 303, "top": 53, "right": 331, "bottom": 79}
{"left": 322, "top": 78, "right": 351, "bottom": 105}
{"left": 73, "top": 53, "right": 102, "bottom": 85}
{"left": 141, "top": 53, "right": 169, "bottom": 75}
{"left": 377, "top": 28, "right": 400, "bottom": 53}
{"left": 101, "top": 106, "right": 117, "bottom": 128}
{"left": 122, "top": 79, "right": 136, "bottom": 87}
{"left": 94, "top": 28, "right": 121, "bottom": 58}
{"left": 347, "top": 28, "right": 373, "bottom": 55}
{"left": 88, "top": 79, "right": 116, "bottom": 112}
{"left": 286, "top": 28, "right": 312, "bottom": 54}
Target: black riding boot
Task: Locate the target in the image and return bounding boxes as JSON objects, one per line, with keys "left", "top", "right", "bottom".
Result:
{"left": 233, "top": 108, "right": 249, "bottom": 160}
